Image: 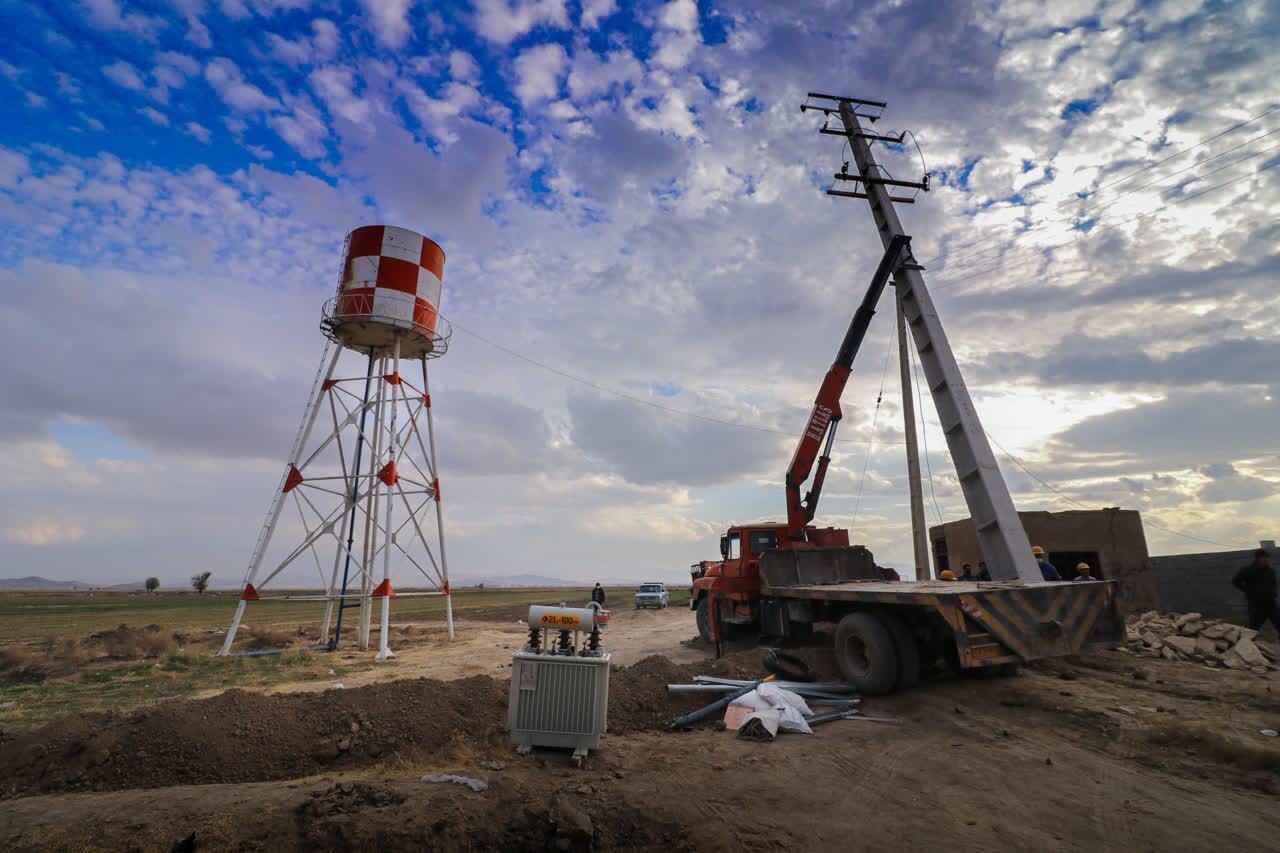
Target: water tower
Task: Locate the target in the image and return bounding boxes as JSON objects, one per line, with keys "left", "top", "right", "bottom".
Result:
{"left": 219, "top": 225, "right": 455, "bottom": 658}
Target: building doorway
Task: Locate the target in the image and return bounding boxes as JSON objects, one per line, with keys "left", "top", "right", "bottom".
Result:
{"left": 1048, "top": 550, "right": 1102, "bottom": 580}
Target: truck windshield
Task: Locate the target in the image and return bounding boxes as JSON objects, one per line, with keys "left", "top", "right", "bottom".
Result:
{"left": 639, "top": 584, "right": 662, "bottom": 592}
{"left": 748, "top": 530, "right": 779, "bottom": 555}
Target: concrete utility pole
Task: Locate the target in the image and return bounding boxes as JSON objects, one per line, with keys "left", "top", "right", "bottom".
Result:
{"left": 807, "top": 92, "right": 1041, "bottom": 583}
{"left": 895, "top": 283, "right": 931, "bottom": 579}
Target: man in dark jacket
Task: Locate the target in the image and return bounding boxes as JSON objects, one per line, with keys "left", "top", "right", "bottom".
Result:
{"left": 1233, "top": 549, "right": 1278, "bottom": 632}
{"left": 590, "top": 583, "right": 606, "bottom": 606}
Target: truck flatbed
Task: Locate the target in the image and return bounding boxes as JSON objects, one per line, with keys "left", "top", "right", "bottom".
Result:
{"left": 763, "top": 574, "right": 1123, "bottom": 666}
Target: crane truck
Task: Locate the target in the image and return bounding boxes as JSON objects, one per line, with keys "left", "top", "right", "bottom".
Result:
{"left": 689, "top": 93, "right": 1124, "bottom": 694}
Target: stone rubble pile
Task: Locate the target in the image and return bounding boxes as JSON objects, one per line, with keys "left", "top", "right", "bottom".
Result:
{"left": 1125, "top": 611, "right": 1278, "bottom": 672}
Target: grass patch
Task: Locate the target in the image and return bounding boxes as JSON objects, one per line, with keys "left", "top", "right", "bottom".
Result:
{"left": 0, "top": 586, "right": 672, "bottom": 643}
{"left": 0, "top": 651, "right": 375, "bottom": 730}
{"left": 1145, "top": 720, "right": 1280, "bottom": 774}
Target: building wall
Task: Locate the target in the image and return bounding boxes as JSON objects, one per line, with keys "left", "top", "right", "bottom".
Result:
{"left": 928, "top": 508, "right": 1159, "bottom": 612}
{"left": 1150, "top": 540, "right": 1276, "bottom": 623}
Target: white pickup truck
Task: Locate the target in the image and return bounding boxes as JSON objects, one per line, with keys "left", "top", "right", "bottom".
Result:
{"left": 633, "top": 582, "right": 670, "bottom": 609}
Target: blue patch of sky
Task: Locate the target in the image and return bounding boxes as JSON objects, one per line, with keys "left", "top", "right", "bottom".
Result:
{"left": 1061, "top": 97, "right": 1098, "bottom": 120}
{"left": 50, "top": 423, "right": 150, "bottom": 462}
{"left": 936, "top": 157, "right": 979, "bottom": 190}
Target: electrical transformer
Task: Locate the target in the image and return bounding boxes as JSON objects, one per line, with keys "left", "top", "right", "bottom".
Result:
{"left": 508, "top": 604, "right": 611, "bottom": 762}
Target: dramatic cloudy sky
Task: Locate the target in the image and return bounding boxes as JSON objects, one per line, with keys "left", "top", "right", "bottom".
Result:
{"left": 1, "top": 0, "right": 1277, "bottom": 588}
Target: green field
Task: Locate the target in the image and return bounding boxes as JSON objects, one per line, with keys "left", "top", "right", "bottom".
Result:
{"left": 0, "top": 585, "right": 690, "bottom": 643}
{"left": 0, "top": 585, "right": 690, "bottom": 729}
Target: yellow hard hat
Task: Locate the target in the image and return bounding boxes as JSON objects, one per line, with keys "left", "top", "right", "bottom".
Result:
{"left": 1031, "top": 546, "right": 1046, "bottom": 556}
{"left": 939, "top": 570, "right": 957, "bottom": 580}
{"left": 1076, "top": 562, "right": 1090, "bottom": 571}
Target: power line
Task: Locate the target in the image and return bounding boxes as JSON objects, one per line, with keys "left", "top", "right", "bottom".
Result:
{"left": 449, "top": 319, "right": 908, "bottom": 446}
{"left": 1059, "top": 103, "right": 1280, "bottom": 207}
{"left": 908, "top": 330, "right": 945, "bottom": 525}
{"left": 983, "top": 430, "right": 1238, "bottom": 549}
{"left": 929, "top": 158, "right": 1280, "bottom": 291}
{"left": 930, "top": 131, "right": 1280, "bottom": 275}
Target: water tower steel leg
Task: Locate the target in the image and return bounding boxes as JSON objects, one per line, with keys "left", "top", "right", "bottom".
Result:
{"left": 376, "top": 336, "right": 401, "bottom": 661}
{"left": 421, "top": 356, "right": 454, "bottom": 640}
{"left": 359, "top": 353, "right": 387, "bottom": 651}
{"left": 220, "top": 343, "right": 343, "bottom": 656}
{"left": 326, "top": 349, "right": 377, "bottom": 648}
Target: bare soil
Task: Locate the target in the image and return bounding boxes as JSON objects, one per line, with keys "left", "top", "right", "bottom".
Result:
{"left": 0, "top": 607, "right": 1277, "bottom": 852}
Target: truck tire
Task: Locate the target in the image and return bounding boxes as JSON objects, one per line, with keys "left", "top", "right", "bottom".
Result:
{"left": 695, "top": 596, "right": 713, "bottom": 644}
{"left": 880, "top": 612, "right": 921, "bottom": 692}
{"left": 834, "top": 612, "right": 899, "bottom": 696}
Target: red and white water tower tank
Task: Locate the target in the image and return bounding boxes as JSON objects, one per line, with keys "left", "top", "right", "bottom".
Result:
{"left": 324, "top": 224, "right": 448, "bottom": 358}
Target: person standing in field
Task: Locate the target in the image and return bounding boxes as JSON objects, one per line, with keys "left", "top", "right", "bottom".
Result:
{"left": 1233, "top": 549, "right": 1278, "bottom": 634}
{"left": 591, "top": 583, "right": 606, "bottom": 606}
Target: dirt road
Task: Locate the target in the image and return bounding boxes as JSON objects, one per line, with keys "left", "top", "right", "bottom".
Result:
{"left": 268, "top": 605, "right": 705, "bottom": 694}
{"left": 1, "top": 608, "right": 1277, "bottom": 852}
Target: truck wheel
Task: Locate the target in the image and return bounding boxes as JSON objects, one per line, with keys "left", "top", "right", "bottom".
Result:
{"left": 880, "top": 612, "right": 921, "bottom": 691}
{"left": 834, "top": 612, "right": 899, "bottom": 696}
{"left": 695, "top": 596, "right": 713, "bottom": 644}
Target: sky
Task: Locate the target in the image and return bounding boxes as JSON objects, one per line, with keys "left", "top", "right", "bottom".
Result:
{"left": 0, "top": 0, "right": 1278, "bottom": 589}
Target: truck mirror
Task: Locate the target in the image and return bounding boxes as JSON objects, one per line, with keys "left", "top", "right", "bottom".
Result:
{"left": 720, "top": 536, "right": 729, "bottom": 559}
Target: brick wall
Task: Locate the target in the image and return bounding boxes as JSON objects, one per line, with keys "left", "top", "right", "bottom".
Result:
{"left": 1151, "top": 540, "right": 1276, "bottom": 623}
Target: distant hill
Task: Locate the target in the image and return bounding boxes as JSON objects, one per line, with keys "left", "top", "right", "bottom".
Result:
{"left": 453, "top": 573, "right": 582, "bottom": 588}
{"left": 0, "top": 576, "right": 96, "bottom": 590}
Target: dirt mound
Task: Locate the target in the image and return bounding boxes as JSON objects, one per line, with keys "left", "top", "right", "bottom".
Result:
{"left": 0, "top": 650, "right": 761, "bottom": 799}
{"left": 606, "top": 649, "right": 770, "bottom": 734}
{"left": 0, "top": 674, "right": 509, "bottom": 799}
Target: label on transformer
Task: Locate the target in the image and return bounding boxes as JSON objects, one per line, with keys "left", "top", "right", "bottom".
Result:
{"left": 539, "top": 612, "right": 581, "bottom": 628}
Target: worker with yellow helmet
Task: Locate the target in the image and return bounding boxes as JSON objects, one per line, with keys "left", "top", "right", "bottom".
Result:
{"left": 1073, "top": 562, "right": 1098, "bottom": 581}
{"left": 1032, "top": 546, "right": 1062, "bottom": 581}
{"left": 939, "top": 570, "right": 957, "bottom": 581}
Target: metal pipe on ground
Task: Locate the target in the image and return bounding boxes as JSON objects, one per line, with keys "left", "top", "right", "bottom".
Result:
{"left": 669, "top": 679, "right": 764, "bottom": 730}
{"left": 693, "top": 676, "right": 854, "bottom": 693}
{"left": 805, "top": 709, "right": 903, "bottom": 726}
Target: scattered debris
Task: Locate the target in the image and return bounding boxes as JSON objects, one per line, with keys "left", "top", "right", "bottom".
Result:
{"left": 421, "top": 773, "right": 488, "bottom": 792}
{"left": 1125, "top": 611, "right": 1278, "bottom": 671}
{"left": 1261, "top": 729, "right": 1278, "bottom": 738}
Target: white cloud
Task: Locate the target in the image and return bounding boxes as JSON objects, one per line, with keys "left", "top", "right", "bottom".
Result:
{"left": 312, "top": 20, "right": 341, "bottom": 59}
{"left": 0, "top": 149, "right": 29, "bottom": 188}
{"left": 566, "top": 48, "right": 641, "bottom": 100}
{"left": 184, "top": 120, "right": 211, "bottom": 142}
{"left": 266, "top": 96, "right": 329, "bottom": 157}
{"left": 359, "top": 0, "right": 414, "bottom": 48}
{"left": 204, "top": 57, "right": 278, "bottom": 111}
{"left": 137, "top": 106, "right": 169, "bottom": 125}
{"left": 580, "top": 0, "right": 616, "bottom": 29}
{"left": 26, "top": 92, "right": 48, "bottom": 109}
{"left": 449, "top": 50, "right": 480, "bottom": 81}
{"left": 310, "top": 66, "right": 373, "bottom": 125}
{"left": 472, "top": 0, "right": 569, "bottom": 44}
{"left": 102, "top": 60, "right": 146, "bottom": 91}
{"left": 657, "top": 0, "right": 698, "bottom": 32}
{"left": 512, "top": 42, "right": 568, "bottom": 106}
{"left": 3, "top": 519, "right": 86, "bottom": 546}
{"left": 82, "top": 0, "right": 164, "bottom": 40}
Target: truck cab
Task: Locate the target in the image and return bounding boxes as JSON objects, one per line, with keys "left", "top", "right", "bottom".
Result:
{"left": 690, "top": 522, "right": 851, "bottom": 640}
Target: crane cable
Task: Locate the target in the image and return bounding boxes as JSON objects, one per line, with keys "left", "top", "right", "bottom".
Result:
{"left": 851, "top": 320, "right": 898, "bottom": 526}
{"left": 907, "top": 331, "right": 946, "bottom": 525}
